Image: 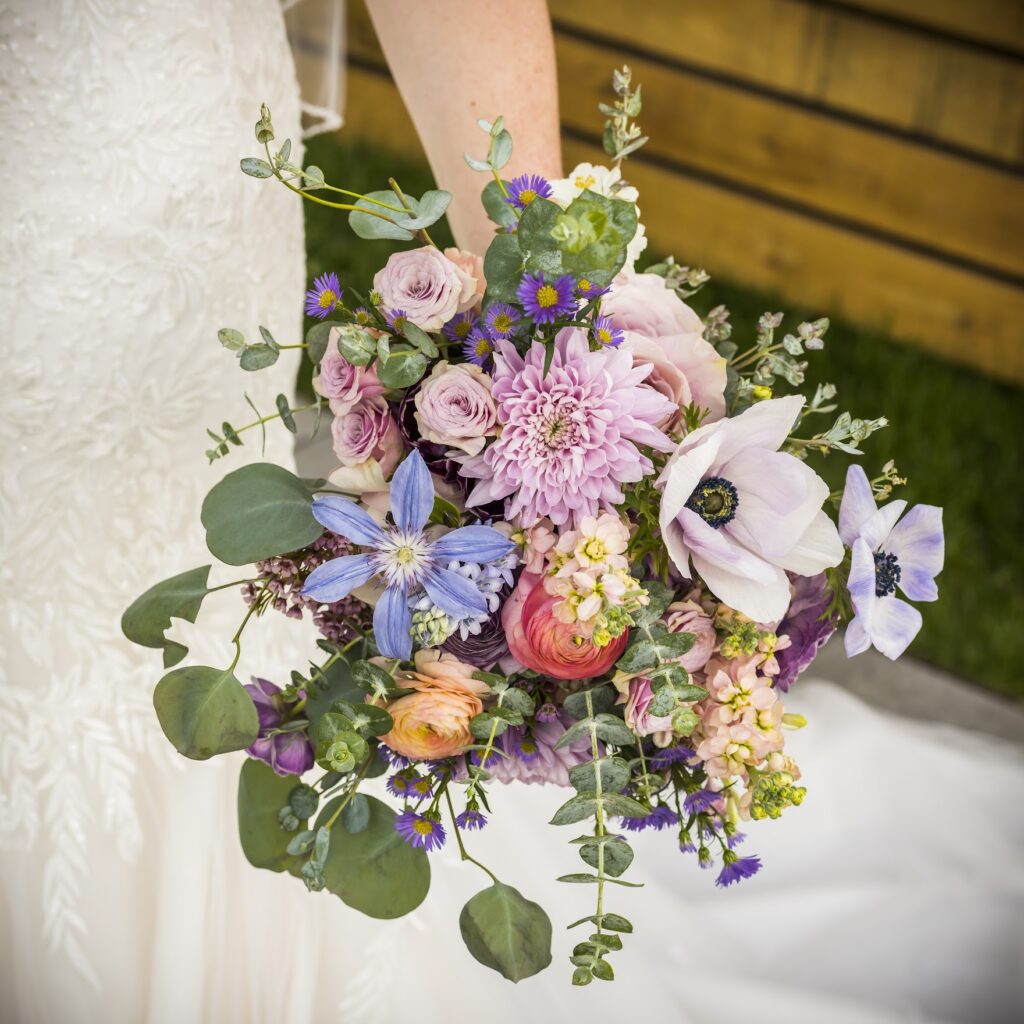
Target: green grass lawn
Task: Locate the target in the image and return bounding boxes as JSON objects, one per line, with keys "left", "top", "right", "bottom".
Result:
{"left": 302, "top": 135, "right": 1024, "bottom": 700}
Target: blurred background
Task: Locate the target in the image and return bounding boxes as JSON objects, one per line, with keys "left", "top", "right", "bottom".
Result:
{"left": 287, "top": 0, "right": 1023, "bottom": 707}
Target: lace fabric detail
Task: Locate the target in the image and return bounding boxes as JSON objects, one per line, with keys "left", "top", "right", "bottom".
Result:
{"left": 0, "top": 0, "right": 308, "bottom": 983}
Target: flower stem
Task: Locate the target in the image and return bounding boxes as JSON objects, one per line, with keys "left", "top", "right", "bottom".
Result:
{"left": 445, "top": 787, "right": 499, "bottom": 884}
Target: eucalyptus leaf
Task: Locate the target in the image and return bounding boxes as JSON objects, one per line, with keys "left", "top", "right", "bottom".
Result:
{"left": 592, "top": 713, "right": 637, "bottom": 747}
{"left": 201, "top": 463, "right": 322, "bottom": 565}
{"left": 239, "top": 344, "right": 279, "bottom": 371}
{"left": 562, "top": 684, "right": 615, "bottom": 720}
{"left": 557, "top": 872, "right": 600, "bottom": 884}
{"left": 317, "top": 795, "right": 430, "bottom": 918}
{"left": 121, "top": 565, "right": 212, "bottom": 668}
{"left": 154, "top": 665, "right": 258, "bottom": 760}
{"left": 568, "top": 756, "right": 631, "bottom": 795}
{"left": 481, "top": 179, "right": 517, "bottom": 229}
{"left": 632, "top": 581, "right": 676, "bottom": 626}
{"left": 258, "top": 325, "right": 279, "bottom": 350}
{"left": 305, "top": 656, "right": 364, "bottom": 730}
{"left": 397, "top": 189, "right": 451, "bottom": 229}
{"left": 238, "top": 759, "right": 307, "bottom": 873}
{"left": 498, "top": 686, "right": 535, "bottom": 717}
{"left": 240, "top": 157, "right": 273, "bottom": 178}
{"left": 349, "top": 190, "right": 414, "bottom": 241}
{"left": 305, "top": 320, "right": 336, "bottom": 364}
{"left": 342, "top": 793, "right": 370, "bottom": 834}
{"left": 399, "top": 320, "right": 440, "bottom": 358}
{"left": 579, "top": 836, "right": 634, "bottom": 877}
{"left": 490, "top": 129, "right": 513, "bottom": 170}
{"left": 459, "top": 882, "right": 552, "bottom": 982}
{"left": 482, "top": 232, "right": 524, "bottom": 304}
{"left": 377, "top": 345, "right": 428, "bottom": 388}
{"left": 550, "top": 791, "right": 650, "bottom": 826}
{"left": 217, "top": 327, "right": 245, "bottom": 352}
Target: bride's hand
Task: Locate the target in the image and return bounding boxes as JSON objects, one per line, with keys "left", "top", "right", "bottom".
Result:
{"left": 367, "top": 0, "right": 563, "bottom": 256}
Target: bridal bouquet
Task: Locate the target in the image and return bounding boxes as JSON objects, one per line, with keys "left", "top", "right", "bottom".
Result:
{"left": 123, "top": 69, "right": 943, "bottom": 985}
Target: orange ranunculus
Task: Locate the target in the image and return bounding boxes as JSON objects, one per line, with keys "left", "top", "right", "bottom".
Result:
{"left": 377, "top": 650, "right": 489, "bottom": 759}
{"left": 502, "top": 572, "right": 627, "bottom": 681}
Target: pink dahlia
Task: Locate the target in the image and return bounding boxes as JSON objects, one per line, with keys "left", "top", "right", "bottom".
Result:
{"left": 460, "top": 331, "right": 674, "bottom": 526}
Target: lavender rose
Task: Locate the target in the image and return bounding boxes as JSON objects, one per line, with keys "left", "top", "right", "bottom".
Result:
{"left": 313, "top": 340, "right": 384, "bottom": 416}
{"left": 331, "top": 396, "right": 403, "bottom": 476}
{"left": 413, "top": 361, "right": 498, "bottom": 456}
{"left": 372, "top": 246, "right": 477, "bottom": 331}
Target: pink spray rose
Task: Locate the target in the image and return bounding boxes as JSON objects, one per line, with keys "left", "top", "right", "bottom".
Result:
{"left": 313, "top": 341, "right": 384, "bottom": 415}
{"left": 603, "top": 271, "right": 727, "bottom": 428}
{"left": 413, "top": 361, "right": 498, "bottom": 456}
{"left": 663, "top": 592, "right": 717, "bottom": 673}
{"left": 331, "top": 397, "right": 403, "bottom": 476}
{"left": 622, "top": 677, "right": 674, "bottom": 746}
{"left": 372, "top": 246, "right": 477, "bottom": 331}
{"left": 502, "top": 572, "right": 626, "bottom": 680}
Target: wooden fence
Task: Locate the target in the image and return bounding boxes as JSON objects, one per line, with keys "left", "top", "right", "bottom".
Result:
{"left": 290, "top": 0, "right": 1024, "bottom": 384}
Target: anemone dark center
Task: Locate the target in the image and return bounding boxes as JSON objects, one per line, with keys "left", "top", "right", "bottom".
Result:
{"left": 873, "top": 550, "right": 901, "bottom": 597}
{"left": 686, "top": 476, "right": 739, "bottom": 528}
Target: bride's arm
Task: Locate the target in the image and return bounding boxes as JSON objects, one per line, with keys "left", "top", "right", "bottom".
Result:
{"left": 367, "top": 0, "right": 563, "bottom": 255}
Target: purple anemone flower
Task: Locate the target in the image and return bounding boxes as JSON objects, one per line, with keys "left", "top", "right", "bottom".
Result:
{"left": 774, "top": 572, "right": 837, "bottom": 691}
{"left": 504, "top": 173, "right": 553, "bottom": 210}
{"left": 516, "top": 272, "right": 576, "bottom": 324}
{"left": 302, "top": 450, "right": 516, "bottom": 660}
{"left": 839, "top": 465, "right": 944, "bottom": 660}
{"left": 591, "top": 314, "right": 623, "bottom": 349}
{"left": 243, "top": 679, "right": 314, "bottom": 777}
{"left": 484, "top": 303, "right": 521, "bottom": 339}
{"left": 305, "top": 272, "right": 342, "bottom": 320}
{"left": 395, "top": 810, "right": 446, "bottom": 852}
{"left": 462, "top": 327, "right": 494, "bottom": 367}
{"left": 455, "top": 809, "right": 487, "bottom": 831}
{"left": 716, "top": 854, "right": 762, "bottom": 888}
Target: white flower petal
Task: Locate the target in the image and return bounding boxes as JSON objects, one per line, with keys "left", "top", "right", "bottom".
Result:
{"left": 766, "top": 509, "right": 844, "bottom": 576}
{"left": 692, "top": 549, "right": 792, "bottom": 622}
{"left": 860, "top": 500, "right": 907, "bottom": 551}
{"left": 838, "top": 464, "right": 877, "bottom": 546}
{"left": 868, "top": 596, "right": 923, "bottom": 660}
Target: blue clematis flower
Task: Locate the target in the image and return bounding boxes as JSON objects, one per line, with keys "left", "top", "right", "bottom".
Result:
{"left": 302, "top": 449, "right": 515, "bottom": 660}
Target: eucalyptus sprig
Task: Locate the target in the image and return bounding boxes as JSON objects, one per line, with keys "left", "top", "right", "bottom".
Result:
{"left": 600, "top": 65, "right": 648, "bottom": 166}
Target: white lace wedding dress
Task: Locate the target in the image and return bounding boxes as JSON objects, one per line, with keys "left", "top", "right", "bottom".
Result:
{"left": 2, "top": 2, "right": 1023, "bottom": 1022}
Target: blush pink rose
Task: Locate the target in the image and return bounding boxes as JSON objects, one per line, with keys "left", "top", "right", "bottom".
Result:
{"left": 372, "top": 246, "right": 477, "bottom": 331}
{"left": 443, "top": 247, "right": 485, "bottom": 307}
{"left": 313, "top": 341, "right": 384, "bottom": 416}
{"left": 663, "top": 593, "right": 717, "bottom": 673}
{"left": 621, "top": 677, "right": 674, "bottom": 745}
{"left": 414, "top": 361, "right": 498, "bottom": 456}
{"left": 331, "top": 396, "right": 403, "bottom": 475}
{"left": 603, "top": 271, "right": 727, "bottom": 427}
{"left": 502, "top": 572, "right": 626, "bottom": 680}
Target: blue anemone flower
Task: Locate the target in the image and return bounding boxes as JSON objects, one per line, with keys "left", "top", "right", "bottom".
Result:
{"left": 302, "top": 449, "right": 515, "bottom": 660}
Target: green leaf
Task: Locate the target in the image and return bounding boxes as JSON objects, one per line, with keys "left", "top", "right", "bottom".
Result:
{"left": 592, "top": 713, "right": 637, "bottom": 746}
{"left": 317, "top": 795, "right": 430, "bottom": 918}
{"left": 481, "top": 179, "right": 517, "bottom": 229}
{"left": 201, "top": 463, "right": 322, "bottom": 565}
{"left": 429, "top": 495, "right": 461, "bottom": 528}
{"left": 330, "top": 698, "right": 394, "bottom": 737}
{"left": 306, "top": 656, "right": 365, "bottom": 729}
{"left": 399, "top": 320, "right": 440, "bottom": 359}
{"left": 217, "top": 327, "right": 245, "bottom": 352}
{"left": 633, "top": 581, "right": 676, "bottom": 626}
{"left": 616, "top": 641, "right": 659, "bottom": 674}
{"left": 335, "top": 325, "right": 376, "bottom": 365}
{"left": 258, "top": 325, "right": 279, "bottom": 350}
{"left": 550, "top": 791, "right": 650, "bottom": 826}
{"left": 342, "top": 793, "right": 370, "bottom": 834}
{"left": 579, "top": 836, "right": 634, "bottom": 877}
{"left": 350, "top": 660, "right": 399, "bottom": 699}
{"left": 154, "top": 665, "right": 258, "bottom": 760}
{"left": 568, "top": 756, "right": 631, "bottom": 794}
{"left": 482, "top": 231, "right": 524, "bottom": 304}
{"left": 567, "top": 912, "right": 633, "bottom": 933}
{"left": 398, "top": 189, "right": 452, "bottom": 229}
{"left": 237, "top": 759, "right": 306, "bottom": 873}
{"left": 349, "top": 190, "right": 414, "bottom": 241}
{"left": 490, "top": 129, "right": 513, "bottom": 170}
{"left": 275, "top": 393, "right": 297, "bottom": 433}
{"left": 239, "top": 344, "right": 279, "bottom": 371}
{"left": 497, "top": 686, "right": 535, "bottom": 717}
{"left": 557, "top": 872, "right": 599, "bottom": 884}
{"left": 516, "top": 197, "right": 564, "bottom": 277}
{"left": 562, "top": 684, "right": 615, "bottom": 720}
{"left": 459, "top": 882, "right": 552, "bottom": 982}
{"left": 240, "top": 157, "right": 273, "bottom": 178}
{"left": 305, "top": 320, "right": 336, "bottom": 364}
{"left": 377, "top": 345, "right": 428, "bottom": 389}
{"left": 552, "top": 717, "right": 593, "bottom": 750}
{"left": 302, "top": 164, "right": 325, "bottom": 190}
{"left": 121, "top": 565, "right": 212, "bottom": 668}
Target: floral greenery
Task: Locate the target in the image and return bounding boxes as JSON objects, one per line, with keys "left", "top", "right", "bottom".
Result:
{"left": 299, "top": 135, "right": 1022, "bottom": 701}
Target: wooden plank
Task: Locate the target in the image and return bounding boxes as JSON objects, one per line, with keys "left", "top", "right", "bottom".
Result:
{"left": 835, "top": 0, "right": 1024, "bottom": 56}
{"left": 553, "top": 33, "right": 1024, "bottom": 280}
{"left": 549, "top": 0, "right": 1024, "bottom": 167}
{"left": 341, "top": 64, "right": 1024, "bottom": 384}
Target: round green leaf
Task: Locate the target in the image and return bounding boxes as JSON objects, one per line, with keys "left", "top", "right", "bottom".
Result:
{"left": 237, "top": 759, "right": 307, "bottom": 873}
{"left": 121, "top": 565, "right": 211, "bottom": 668}
{"left": 459, "top": 882, "right": 553, "bottom": 982}
{"left": 316, "top": 795, "right": 430, "bottom": 919}
{"left": 154, "top": 665, "right": 258, "bottom": 760}
{"left": 240, "top": 157, "right": 273, "bottom": 178}
{"left": 377, "top": 345, "right": 427, "bottom": 388}
{"left": 348, "top": 190, "right": 414, "bottom": 241}
{"left": 201, "top": 463, "right": 322, "bottom": 565}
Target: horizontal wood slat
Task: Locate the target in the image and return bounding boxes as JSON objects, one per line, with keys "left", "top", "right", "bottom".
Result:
{"left": 549, "top": 0, "right": 1024, "bottom": 167}
{"left": 340, "top": 62, "right": 1024, "bottom": 384}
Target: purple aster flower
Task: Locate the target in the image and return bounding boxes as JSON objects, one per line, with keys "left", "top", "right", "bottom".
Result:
{"left": 679, "top": 838, "right": 697, "bottom": 854}
{"left": 576, "top": 278, "right": 608, "bottom": 300}
{"left": 302, "top": 450, "right": 516, "bottom": 660}
{"left": 455, "top": 809, "right": 487, "bottom": 831}
{"left": 774, "top": 572, "right": 837, "bottom": 691}
{"left": 352, "top": 306, "right": 372, "bottom": 326}
{"left": 590, "top": 314, "right": 623, "bottom": 349}
{"left": 684, "top": 789, "right": 721, "bottom": 815}
{"left": 385, "top": 308, "right": 408, "bottom": 333}
{"left": 621, "top": 804, "right": 679, "bottom": 832}
{"left": 504, "top": 173, "right": 553, "bottom": 210}
{"left": 839, "top": 465, "right": 944, "bottom": 661}
{"left": 535, "top": 702, "right": 559, "bottom": 723}
{"left": 462, "top": 327, "right": 494, "bottom": 367}
{"left": 394, "top": 810, "right": 446, "bottom": 852}
{"left": 443, "top": 309, "right": 478, "bottom": 343}
{"left": 484, "top": 303, "right": 520, "bottom": 339}
{"left": 650, "top": 745, "right": 695, "bottom": 769}
{"left": 510, "top": 729, "right": 541, "bottom": 763}
{"left": 379, "top": 744, "right": 412, "bottom": 770}
{"left": 727, "top": 831, "right": 746, "bottom": 849}
{"left": 243, "top": 679, "right": 315, "bottom": 777}
{"left": 716, "top": 854, "right": 762, "bottom": 888}
{"left": 386, "top": 768, "right": 427, "bottom": 799}
{"left": 460, "top": 333, "right": 674, "bottom": 527}
{"left": 305, "top": 272, "right": 342, "bottom": 320}
{"left": 516, "top": 272, "right": 577, "bottom": 324}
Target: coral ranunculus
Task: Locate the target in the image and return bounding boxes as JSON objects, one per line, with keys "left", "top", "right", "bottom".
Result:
{"left": 378, "top": 650, "right": 489, "bottom": 760}
{"left": 502, "top": 572, "right": 626, "bottom": 680}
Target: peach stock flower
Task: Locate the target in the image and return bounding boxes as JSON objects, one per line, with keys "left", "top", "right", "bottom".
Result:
{"left": 377, "top": 650, "right": 489, "bottom": 759}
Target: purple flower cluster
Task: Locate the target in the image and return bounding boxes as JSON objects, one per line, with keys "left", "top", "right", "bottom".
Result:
{"left": 242, "top": 533, "right": 372, "bottom": 645}
{"left": 244, "top": 679, "right": 314, "bottom": 777}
